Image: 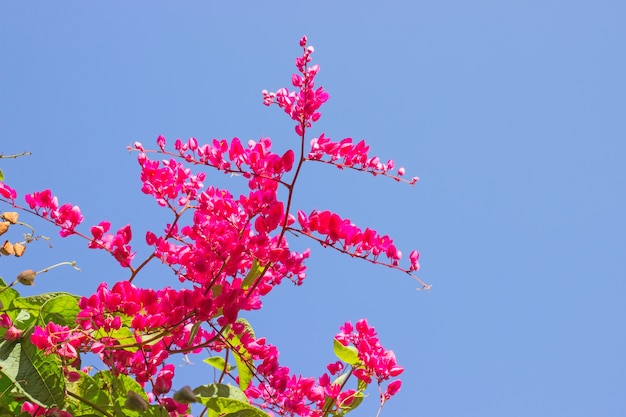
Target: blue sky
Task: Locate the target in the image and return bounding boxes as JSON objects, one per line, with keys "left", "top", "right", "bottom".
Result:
{"left": 1, "top": 2, "right": 625, "bottom": 416}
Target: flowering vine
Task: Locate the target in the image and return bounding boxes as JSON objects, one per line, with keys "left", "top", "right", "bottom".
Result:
{"left": 0, "top": 36, "right": 427, "bottom": 417}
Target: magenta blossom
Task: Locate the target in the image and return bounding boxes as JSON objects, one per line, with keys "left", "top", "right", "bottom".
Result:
{"left": 0, "top": 182, "right": 17, "bottom": 201}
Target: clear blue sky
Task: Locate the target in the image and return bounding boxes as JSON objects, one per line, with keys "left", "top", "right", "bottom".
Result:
{"left": 1, "top": 2, "right": 625, "bottom": 416}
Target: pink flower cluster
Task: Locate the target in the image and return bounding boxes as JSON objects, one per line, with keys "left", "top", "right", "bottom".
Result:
{"left": 239, "top": 319, "right": 397, "bottom": 416}
{"left": 10, "top": 36, "right": 420, "bottom": 417}
{"left": 136, "top": 150, "right": 206, "bottom": 207}
{"left": 31, "top": 321, "right": 83, "bottom": 361}
{"left": 139, "top": 136, "right": 309, "bottom": 293}
{"left": 308, "top": 134, "right": 419, "bottom": 184}
{"left": 140, "top": 136, "right": 296, "bottom": 193}
{"left": 21, "top": 402, "right": 72, "bottom": 417}
{"left": 295, "top": 209, "right": 420, "bottom": 271}
{"left": 335, "top": 319, "right": 404, "bottom": 400}
{"left": 0, "top": 313, "right": 23, "bottom": 341}
{"left": 24, "top": 190, "right": 84, "bottom": 237}
{"left": 75, "top": 281, "right": 216, "bottom": 383}
{"left": 263, "top": 36, "right": 330, "bottom": 136}
{"left": 88, "top": 221, "right": 135, "bottom": 267}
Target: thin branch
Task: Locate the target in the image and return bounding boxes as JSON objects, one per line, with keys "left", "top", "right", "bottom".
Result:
{"left": 0, "top": 151, "right": 32, "bottom": 159}
{"left": 286, "top": 227, "right": 431, "bottom": 290}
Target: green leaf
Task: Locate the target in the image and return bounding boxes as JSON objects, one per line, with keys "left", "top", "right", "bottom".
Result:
{"left": 91, "top": 371, "right": 172, "bottom": 416}
{"left": 0, "top": 408, "right": 19, "bottom": 417}
{"left": 193, "top": 384, "right": 270, "bottom": 417}
{"left": 93, "top": 326, "right": 137, "bottom": 351}
{"left": 211, "top": 284, "right": 223, "bottom": 298}
{"left": 193, "top": 383, "right": 248, "bottom": 403}
{"left": 12, "top": 310, "right": 35, "bottom": 332}
{"left": 0, "top": 332, "right": 66, "bottom": 408}
{"left": 337, "top": 390, "right": 365, "bottom": 414}
{"left": 211, "top": 397, "right": 271, "bottom": 417}
{"left": 0, "top": 282, "right": 19, "bottom": 314}
{"left": 234, "top": 318, "right": 255, "bottom": 340}
{"left": 40, "top": 294, "right": 80, "bottom": 327}
{"left": 241, "top": 259, "right": 262, "bottom": 290}
{"left": 0, "top": 371, "right": 13, "bottom": 396}
{"left": 12, "top": 293, "right": 75, "bottom": 311}
{"left": 226, "top": 319, "right": 255, "bottom": 391}
{"left": 203, "top": 356, "right": 234, "bottom": 372}
{"left": 0, "top": 282, "right": 20, "bottom": 339}
{"left": 116, "top": 399, "right": 170, "bottom": 417}
{"left": 146, "top": 405, "right": 172, "bottom": 416}
{"left": 66, "top": 372, "right": 112, "bottom": 415}
{"left": 333, "top": 339, "right": 360, "bottom": 365}
{"left": 188, "top": 321, "right": 202, "bottom": 345}
{"left": 8, "top": 292, "right": 78, "bottom": 329}
{"left": 0, "top": 170, "right": 4, "bottom": 181}
{"left": 70, "top": 415, "right": 106, "bottom": 417}
{"left": 357, "top": 377, "right": 368, "bottom": 391}
{"left": 94, "top": 370, "right": 145, "bottom": 397}
{"left": 0, "top": 371, "right": 20, "bottom": 413}
{"left": 232, "top": 352, "right": 253, "bottom": 391}
{"left": 331, "top": 371, "right": 349, "bottom": 387}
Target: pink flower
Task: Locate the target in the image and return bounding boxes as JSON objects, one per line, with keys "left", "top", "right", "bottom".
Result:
{"left": 66, "top": 370, "right": 81, "bottom": 382}
{"left": 90, "top": 221, "right": 111, "bottom": 240}
{"left": 157, "top": 134, "right": 166, "bottom": 150}
{"left": 409, "top": 250, "right": 420, "bottom": 271}
{"left": 0, "top": 313, "right": 12, "bottom": 328}
{"left": 24, "top": 190, "right": 83, "bottom": 236}
{"left": 21, "top": 403, "right": 72, "bottom": 417}
{"left": 384, "top": 379, "right": 402, "bottom": 399}
{"left": 5, "top": 326, "right": 23, "bottom": 341}
{"left": 25, "top": 189, "right": 57, "bottom": 212}
{"left": 31, "top": 322, "right": 82, "bottom": 360}
{"left": 263, "top": 37, "right": 329, "bottom": 135}
{"left": 88, "top": 223, "right": 135, "bottom": 267}
{"left": 335, "top": 319, "right": 404, "bottom": 385}
{"left": 327, "top": 361, "right": 344, "bottom": 375}
{"left": 153, "top": 364, "right": 176, "bottom": 395}
{"left": 52, "top": 203, "right": 84, "bottom": 237}
{"left": 21, "top": 401, "right": 45, "bottom": 416}
{"left": 0, "top": 182, "right": 17, "bottom": 201}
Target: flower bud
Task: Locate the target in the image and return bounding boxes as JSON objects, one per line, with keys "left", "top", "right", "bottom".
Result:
{"left": 0, "top": 240, "right": 14, "bottom": 256}
{"left": 4, "top": 326, "right": 23, "bottom": 341}
{"left": 0, "top": 222, "right": 9, "bottom": 236}
{"left": 125, "top": 390, "right": 148, "bottom": 411}
{"left": 172, "top": 386, "right": 197, "bottom": 404}
{"left": 1, "top": 212, "right": 18, "bottom": 224}
{"left": 65, "top": 370, "right": 81, "bottom": 382}
{"left": 17, "top": 269, "right": 36, "bottom": 286}
{"left": 384, "top": 379, "right": 402, "bottom": 399}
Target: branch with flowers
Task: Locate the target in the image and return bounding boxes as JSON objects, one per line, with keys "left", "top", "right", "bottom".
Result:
{"left": 0, "top": 36, "right": 427, "bottom": 417}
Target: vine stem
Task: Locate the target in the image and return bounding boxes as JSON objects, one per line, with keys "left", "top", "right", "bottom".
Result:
{"left": 374, "top": 384, "right": 388, "bottom": 417}
{"left": 36, "top": 261, "right": 81, "bottom": 275}
{"left": 277, "top": 118, "right": 308, "bottom": 247}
